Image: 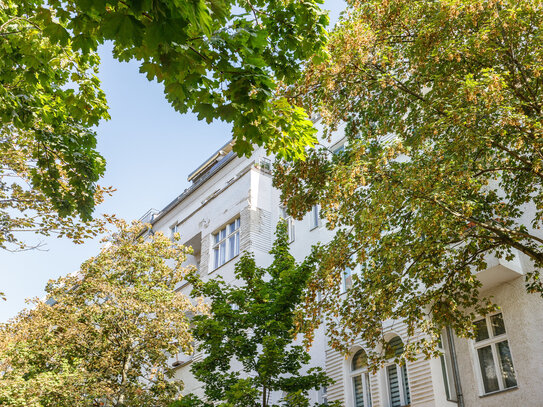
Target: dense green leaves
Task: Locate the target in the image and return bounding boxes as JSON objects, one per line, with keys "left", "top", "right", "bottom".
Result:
{"left": 176, "top": 222, "right": 334, "bottom": 407}
{"left": 41, "top": 0, "right": 328, "bottom": 159}
{"left": 0, "top": 220, "right": 201, "bottom": 406}
{"left": 275, "top": 0, "right": 543, "bottom": 365}
{"left": 1, "top": 1, "right": 110, "bottom": 250}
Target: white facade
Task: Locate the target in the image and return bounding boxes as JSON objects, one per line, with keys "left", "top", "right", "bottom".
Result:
{"left": 146, "top": 139, "right": 543, "bottom": 406}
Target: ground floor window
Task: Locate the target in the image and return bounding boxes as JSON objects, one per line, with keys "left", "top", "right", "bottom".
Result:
{"left": 473, "top": 312, "right": 517, "bottom": 394}
{"left": 385, "top": 336, "right": 410, "bottom": 407}
{"left": 351, "top": 349, "right": 372, "bottom": 407}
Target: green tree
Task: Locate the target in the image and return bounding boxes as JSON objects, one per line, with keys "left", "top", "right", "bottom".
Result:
{"left": 1, "top": 1, "right": 111, "bottom": 251}
{"left": 275, "top": 0, "right": 543, "bottom": 364}
{"left": 0, "top": 220, "right": 203, "bottom": 406}
{"left": 174, "top": 222, "right": 335, "bottom": 407}
{"left": 23, "top": 0, "right": 329, "bottom": 159}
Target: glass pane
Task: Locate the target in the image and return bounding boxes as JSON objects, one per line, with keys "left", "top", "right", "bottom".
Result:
{"left": 289, "top": 219, "right": 295, "bottom": 242}
{"left": 352, "top": 350, "right": 366, "bottom": 371}
{"left": 214, "top": 233, "right": 220, "bottom": 244}
{"left": 387, "top": 365, "right": 401, "bottom": 407}
{"left": 236, "top": 218, "right": 240, "bottom": 229}
{"left": 474, "top": 319, "right": 489, "bottom": 342}
{"left": 220, "top": 227, "right": 226, "bottom": 240}
{"left": 491, "top": 313, "right": 506, "bottom": 337}
{"left": 477, "top": 345, "right": 499, "bottom": 393}
{"left": 353, "top": 376, "right": 365, "bottom": 407}
{"left": 388, "top": 336, "right": 404, "bottom": 357}
{"left": 343, "top": 268, "right": 352, "bottom": 291}
{"left": 228, "top": 221, "right": 236, "bottom": 234}
{"left": 219, "top": 242, "right": 226, "bottom": 265}
{"left": 213, "top": 247, "right": 219, "bottom": 269}
{"left": 235, "top": 231, "right": 240, "bottom": 256}
{"left": 401, "top": 364, "right": 410, "bottom": 404}
{"left": 364, "top": 372, "right": 372, "bottom": 407}
{"left": 497, "top": 341, "right": 517, "bottom": 388}
{"left": 228, "top": 234, "right": 236, "bottom": 260}
{"left": 440, "top": 355, "right": 451, "bottom": 400}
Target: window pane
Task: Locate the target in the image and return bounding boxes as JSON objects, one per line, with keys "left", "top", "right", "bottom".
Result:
{"left": 440, "top": 355, "right": 451, "bottom": 400}
{"left": 401, "top": 364, "right": 410, "bottom": 404}
{"left": 228, "top": 221, "right": 236, "bottom": 234}
{"left": 474, "top": 319, "right": 489, "bottom": 342}
{"left": 213, "top": 247, "right": 219, "bottom": 269}
{"left": 219, "top": 241, "right": 226, "bottom": 265}
{"left": 497, "top": 341, "right": 517, "bottom": 388}
{"left": 235, "top": 231, "right": 240, "bottom": 256}
{"left": 353, "top": 376, "right": 365, "bottom": 407}
{"left": 220, "top": 227, "right": 226, "bottom": 240}
{"left": 289, "top": 219, "right": 295, "bottom": 242}
{"left": 364, "top": 372, "right": 372, "bottom": 407}
{"left": 343, "top": 268, "right": 352, "bottom": 291}
{"left": 228, "top": 234, "right": 236, "bottom": 260}
{"left": 352, "top": 349, "right": 366, "bottom": 371}
{"left": 387, "top": 365, "right": 401, "bottom": 407}
{"left": 491, "top": 313, "right": 506, "bottom": 337}
{"left": 477, "top": 345, "right": 499, "bottom": 393}
{"left": 214, "top": 233, "right": 220, "bottom": 244}
{"left": 235, "top": 218, "right": 240, "bottom": 229}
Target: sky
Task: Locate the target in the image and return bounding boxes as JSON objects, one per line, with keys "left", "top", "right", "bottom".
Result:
{"left": 0, "top": 1, "right": 347, "bottom": 322}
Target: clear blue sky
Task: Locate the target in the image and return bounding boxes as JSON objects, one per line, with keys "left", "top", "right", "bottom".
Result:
{"left": 0, "top": 1, "right": 346, "bottom": 322}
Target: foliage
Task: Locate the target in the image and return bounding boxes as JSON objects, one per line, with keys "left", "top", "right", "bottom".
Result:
{"left": 1, "top": 1, "right": 111, "bottom": 251}
{"left": 27, "top": 0, "right": 329, "bottom": 160}
{"left": 174, "top": 222, "right": 335, "bottom": 407}
{"left": 275, "top": 0, "right": 543, "bottom": 365}
{"left": 0, "top": 220, "right": 203, "bottom": 406}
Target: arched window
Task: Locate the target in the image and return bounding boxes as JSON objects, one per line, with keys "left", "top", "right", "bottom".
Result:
{"left": 385, "top": 336, "right": 410, "bottom": 407}
{"left": 350, "top": 349, "right": 372, "bottom": 407}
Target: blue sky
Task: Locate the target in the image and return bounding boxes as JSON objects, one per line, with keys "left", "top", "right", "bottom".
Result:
{"left": 0, "top": 1, "right": 346, "bottom": 322}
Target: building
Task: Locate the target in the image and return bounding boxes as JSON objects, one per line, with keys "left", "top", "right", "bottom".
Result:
{"left": 145, "top": 135, "right": 543, "bottom": 406}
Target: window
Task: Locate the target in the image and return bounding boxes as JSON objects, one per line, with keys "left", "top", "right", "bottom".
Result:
{"left": 332, "top": 143, "right": 345, "bottom": 155}
{"left": 310, "top": 204, "right": 321, "bottom": 230}
{"left": 385, "top": 336, "right": 410, "bottom": 407}
{"left": 473, "top": 313, "right": 517, "bottom": 394}
{"left": 280, "top": 207, "right": 295, "bottom": 243}
{"left": 343, "top": 266, "right": 353, "bottom": 292}
{"left": 170, "top": 223, "right": 179, "bottom": 240}
{"left": 438, "top": 331, "right": 457, "bottom": 402}
{"left": 351, "top": 349, "right": 372, "bottom": 407}
{"left": 212, "top": 218, "right": 240, "bottom": 269}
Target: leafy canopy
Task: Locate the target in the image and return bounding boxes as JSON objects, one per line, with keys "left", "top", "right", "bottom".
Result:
{"left": 38, "top": 0, "right": 329, "bottom": 159}
{"left": 0, "top": 220, "right": 203, "bottom": 407}
{"left": 275, "top": 0, "right": 543, "bottom": 365}
{"left": 1, "top": 1, "right": 111, "bottom": 251}
{"left": 174, "top": 222, "right": 335, "bottom": 407}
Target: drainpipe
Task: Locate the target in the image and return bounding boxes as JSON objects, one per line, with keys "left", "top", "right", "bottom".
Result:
{"left": 446, "top": 326, "right": 465, "bottom": 407}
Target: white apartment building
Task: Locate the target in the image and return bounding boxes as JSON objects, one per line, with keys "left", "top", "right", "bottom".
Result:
{"left": 144, "top": 136, "right": 543, "bottom": 407}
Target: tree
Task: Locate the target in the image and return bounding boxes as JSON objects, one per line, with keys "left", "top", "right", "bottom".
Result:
{"left": 275, "top": 0, "right": 543, "bottom": 365}
{"left": 21, "top": 0, "right": 329, "bottom": 159}
{"left": 0, "top": 220, "right": 203, "bottom": 406}
{"left": 1, "top": 1, "right": 112, "bottom": 251}
{"left": 174, "top": 222, "right": 335, "bottom": 407}
{"left": 2, "top": 0, "right": 328, "bottom": 250}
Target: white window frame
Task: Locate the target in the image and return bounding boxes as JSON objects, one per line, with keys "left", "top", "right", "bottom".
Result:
{"left": 384, "top": 363, "right": 410, "bottom": 407}
{"left": 384, "top": 337, "right": 410, "bottom": 407}
{"left": 280, "top": 207, "right": 295, "bottom": 243}
{"left": 472, "top": 312, "right": 517, "bottom": 395}
{"left": 350, "top": 349, "right": 372, "bottom": 407}
{"left": 310, "top": 204, "right": 321, "bottom": 230}
{"left": 212, "top": 218, "right": 240, "bottom": 270}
